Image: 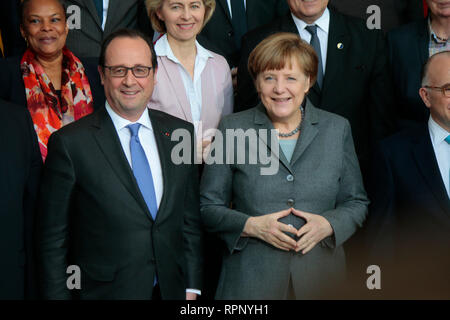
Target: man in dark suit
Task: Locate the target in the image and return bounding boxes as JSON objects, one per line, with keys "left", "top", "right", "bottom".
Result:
{"left": 236, "top": 0, "right": 396, "bottom": 178}
{"left": 62, "top": 0, "right": 152, "bottom": 58}
{"left": 387, "top": 0, "right": 449, "bottom": 131}
{"left": 0, "top": 99, "right": 42, "bottom": 299}
{"left": 36, "top": 29, "right": 203, "bottom": 300}
{"left": 197, "top": 0, "right": 289, "bottom": 68}
{"left": 366, "top": 51, "right": 450, "bottom": 299}
{"left": 329, "top": 0, "right": 424, "bottom": 32}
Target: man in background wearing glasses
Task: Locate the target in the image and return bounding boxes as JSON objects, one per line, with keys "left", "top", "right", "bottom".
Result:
{"left": 364, "top": 51, "right": 450, "bottom": 299}
{"left": 36, "top": 28, "right": 203, "bottom": 300}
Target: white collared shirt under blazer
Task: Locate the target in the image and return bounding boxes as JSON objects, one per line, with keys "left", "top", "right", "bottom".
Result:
{"left": 149, "top": 35, "right": 233, "bottom": 159}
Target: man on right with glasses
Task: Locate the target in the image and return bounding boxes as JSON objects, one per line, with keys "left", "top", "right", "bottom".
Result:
{"left": 366, "top": 51, "right": 450, "bottom": 299}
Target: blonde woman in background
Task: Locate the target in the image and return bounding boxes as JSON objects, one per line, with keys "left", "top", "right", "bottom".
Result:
{"left": 146, "top": 0, "right": 233, "bottom": 162}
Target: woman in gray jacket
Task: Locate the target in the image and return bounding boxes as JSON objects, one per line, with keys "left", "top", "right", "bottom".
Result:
{"left": 200, "top": 32, "right": 369, "bottom": 299}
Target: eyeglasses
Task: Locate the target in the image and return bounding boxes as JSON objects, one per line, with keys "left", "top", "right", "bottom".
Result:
{"left": 424, "top": 85, "right": 450, "bottom": 98}
{"left": 103, "top": 65, "right": 153, "bottom": 78}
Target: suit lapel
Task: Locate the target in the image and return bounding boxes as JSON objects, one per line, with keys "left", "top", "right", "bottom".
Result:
{"left": 253, "top": 103, "right": 292, "bottom": 173}
{"left": 281, "top": 12, "right": 299, "bottom": 33}
{"left": 75, "top": 0, "right": 102, "bottom": 29}
{"left": 159, "top": 57, "right": 193, "bottom": 122}
{"left": 412, "top": 127, "right": 450, "bottom": 216}
{"left": 320, "top": 8, "right": 351, "bottom": 106}
{"left": 147, "top": 109, "right": 173, "bottom": 224}
{"left": 289, "top": 99, "right": 319, "bottom": 166}
{"left": 216, "top": 0, "right": 232, "bottom": 22}
{"left": 104, "top": 0, "right": 137, "bottom": 34}
{"left": 91, "top": 108, "right": 154, "bottom": 221}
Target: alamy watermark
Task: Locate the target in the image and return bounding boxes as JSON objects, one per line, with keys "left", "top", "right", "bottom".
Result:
{"left": 170, "top": 127, "right": 280, "bottom": 176}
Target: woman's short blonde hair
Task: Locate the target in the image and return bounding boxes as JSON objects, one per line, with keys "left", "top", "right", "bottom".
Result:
{"left": 146, "top": 0, "right": 216, "bottom": 34}
{"left": 248, "top": 32, "right": 318, "bottom": 88}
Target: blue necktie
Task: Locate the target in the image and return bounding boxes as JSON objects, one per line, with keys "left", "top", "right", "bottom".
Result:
{"left": 305, "top": 25, "right": 324, "bottom": 89}
{"left": 127, "top": 123, "right": 158, "bottom": 220}
{"left": 231, "top": 0, "right": 247, "bottom": 49}
{"left": 93, "top": 0, "right": 103, "bottom": 24}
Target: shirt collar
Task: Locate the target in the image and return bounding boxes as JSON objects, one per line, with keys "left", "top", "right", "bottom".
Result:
{"left": 291, "top": 7, "right": 330, "bottom": 35}
{"left": 154, "top": 34, "right": 213, "bottom": 65}
{"left": 428, "top": 116, "right": 450, "bottom": 145}
{"left": 428, "top": 16, "right": 448, "bottom": 44}
{"left": 105, "top": 100, "right": 153, "bottom": 132}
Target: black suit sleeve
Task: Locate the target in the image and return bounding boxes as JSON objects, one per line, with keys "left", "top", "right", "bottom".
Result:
{"left": 275, "top": 0, "right": 290, "bottom": 17}
{"left": 137, "top": 0, "right": 154, "bottom": 39}
{"left": 80, "top": 57, "right": 106, "bottom": 111}
{"left": 235, "top": 32, "right": 261, "bottom": 111}
{"left": 24, "top": 111, "right": 42, "bottom": 299}
{"left": 0, "top": 0, "right": 26, "bottom": 57}
{"left": 36, "top": 132, "right": 75, "bottom": 299}
{"left": 183, "top": 126, "right": 204, "bottom": 291}
{"left": 367, "top": 30, "right": 397, "bottom": 141}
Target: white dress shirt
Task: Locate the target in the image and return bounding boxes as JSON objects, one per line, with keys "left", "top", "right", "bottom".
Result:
{"left": 291, "top": 8, "right": 330, "bottom": 73}
{"left": 226, "top": 0, "right": 247, "bottom": 17}
{"left": 105, "top": 101, "right": 164, "bottom": 208}
{"left": 155, "top": 34, "right": 213, "bottom": 132}
{"left": 105, "top": 102, "right": 201, "bottom": 296}
{"left": 428, "top": 116, "right": 450, "bottom": 198}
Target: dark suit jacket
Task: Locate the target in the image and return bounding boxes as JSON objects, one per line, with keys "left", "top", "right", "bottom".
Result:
{"left": 36, "top": 107, "right": 203, "bottom": 299}
{"left": 0, "top": 56, "right": 105, "bottom": 111}
{"left": 0, "top": 99, "right": 42, "bottom": 299}
{"left": 62, "top": 0, "right": 153, "bottom": 58}
{"left": 366, "top": 125, "right": 450, "bottom": 298}
{"left": 236, "top": 8, "right": 396, "bottom": 173}
{"left": 387, "top": 18, "right": 429, "bottom": 131}
{"left": 329, "top": 0, "right": 424, "bottom": 32}
{"left": 200, "top": 100, "right": 368, "bottom": 299}
{"left": 197, "top": 0, "right": 289, "bottom": 67}
{"left": 0, "top": 0, "right": 26, "bottom": 57}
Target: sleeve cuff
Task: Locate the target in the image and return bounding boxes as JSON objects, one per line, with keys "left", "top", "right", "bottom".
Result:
{"left": 186, "top": 289, "right": 201, "bottom": 296}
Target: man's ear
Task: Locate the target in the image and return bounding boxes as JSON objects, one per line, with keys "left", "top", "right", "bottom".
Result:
{"left": 98, "top": 66, "right": 105, "bottom": 85}
{"left": 419, "top": 87, "right": 431, "bottom": 109}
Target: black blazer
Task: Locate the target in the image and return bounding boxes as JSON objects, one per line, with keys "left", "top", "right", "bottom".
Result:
{"left": 0, "top": 0, "right": 26, "bottom": 57}
{"left": 197, "top": 0, "right": 289, "bottom": 67}
{"left": 36, "top": 107, "right": 203, "bottom": 299}
{"left": 236, "top": 8, "right": 396, "bottom": 171}
{"left": 329, "top": 0, "right": 424, "bottom": 32}
{"left": 0, "top": 99, "right": 42, "bottom": 299}
{"left": 366, "top": 125, "right": 450, "bottom": 298}
{"left": 387, "top": 18, "right": 429, "bottom": 131}
{"left": 0, "top": 56, "right": 105, "bottom": 111}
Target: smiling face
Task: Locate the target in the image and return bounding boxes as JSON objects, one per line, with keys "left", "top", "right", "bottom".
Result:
{"left": 256, "top": 57, "right": 311, "bottom": 123}
{"left": 20, "top": 0, "right": 68, "bottom": 59}
{"left": 99, "top": 37, "right": 157, "bottom": 122}
{"left": 287, "top": 0, "right": 329, "bottom": 24}
{"left": 156, "top": 0, "right": 205, "bottom": 42}
{"left": 426, "top": 0, "right": 450, "bottom": 18}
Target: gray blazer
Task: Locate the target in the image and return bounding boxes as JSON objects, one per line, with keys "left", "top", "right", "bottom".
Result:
{"left": 200, "top": 100, "right": 369, "bottom": 299}
{"left": 62, "top": 0, "right": 151, "bottom": 58}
